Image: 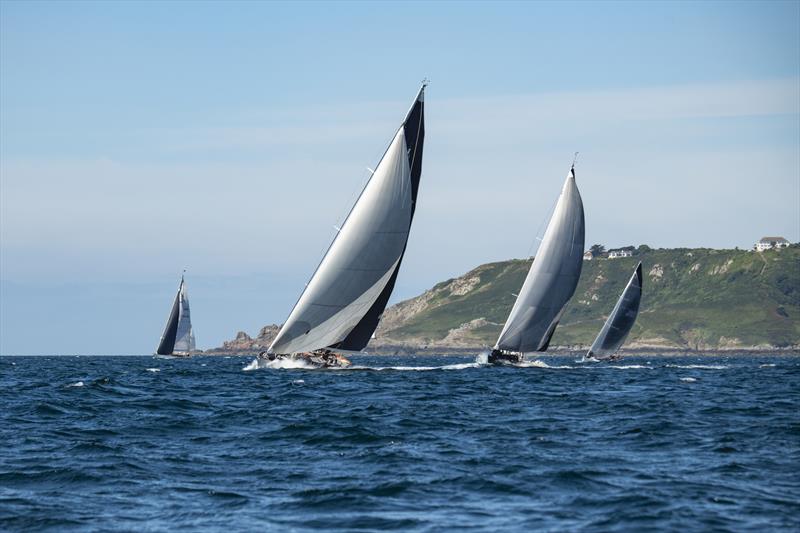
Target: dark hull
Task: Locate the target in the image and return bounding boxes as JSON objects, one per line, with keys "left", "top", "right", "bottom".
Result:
{"left": 488, "top": 349, "right": 524, "bottom": 365}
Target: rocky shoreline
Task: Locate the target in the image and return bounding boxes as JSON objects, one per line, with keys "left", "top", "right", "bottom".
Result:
{"left": 202, "top": 324, "right": 799, "bottom": 357}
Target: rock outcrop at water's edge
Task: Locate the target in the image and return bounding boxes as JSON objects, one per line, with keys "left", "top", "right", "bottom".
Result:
{"left": 209, "top": 246, "right": 800, "bottom": 354}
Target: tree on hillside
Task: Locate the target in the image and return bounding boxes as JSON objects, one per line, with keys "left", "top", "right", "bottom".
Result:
{"left": 590, "top": 244, "right": 605, "bottom": 257}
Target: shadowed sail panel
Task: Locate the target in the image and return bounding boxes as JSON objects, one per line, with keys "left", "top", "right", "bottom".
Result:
{"left": 495, "top": 167, "right": 585, "bottom": 353}
{"left": 269, "top": 86, "right": 425, "bottom": 355}
{"left": 588, "top": 262, "right": 643, "bottom": 359}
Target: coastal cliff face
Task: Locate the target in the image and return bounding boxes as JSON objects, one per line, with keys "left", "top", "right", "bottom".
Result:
{"left": 372, "top": 246, "right": 800, "bottom": 351}
{"left": 212, "top": 246, "right": 800, "bottom": 353}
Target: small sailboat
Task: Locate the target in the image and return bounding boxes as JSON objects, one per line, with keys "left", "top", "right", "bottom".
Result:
{"left": 586, "top": 262, "right": 643, "bottom": 361}
{"left": 156, "top": 273, "right": 195, "bottom": 357}
{"left": 489, "top": 162, "right": 585, "bottom": 365}
{"left": 262, "top": 84, "right": 426, "bottom": 369}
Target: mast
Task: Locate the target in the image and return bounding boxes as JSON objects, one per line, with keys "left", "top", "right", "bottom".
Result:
{"left": 269, "top": 84, "right": 426, "bottom": 355}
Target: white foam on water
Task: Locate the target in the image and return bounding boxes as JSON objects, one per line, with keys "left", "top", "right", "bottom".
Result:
{"left": 201, "top": 363, "right": 207, "bottom": 367}
{"left": 475, "top": 352, "right": 490, "bottom": 365}
{"left": 517, "top": 360, "right": 573, "bottom": 369}
{"left": 759, "top": 363, "right": 776, "bottom": 368}
{"left": 608, "top": 364, "right": 650, "bottom": 369}
{"left": 292, "top": 379, "right": 305, "bottom": 384}
{"left": 146, "top": 368, "right": 160, "bottom": 373}
{"left": 347, "top": 361, "right": 483, "bottom": 371}
{"left": 666, "top": 364, "right": 728, "bottom": 370}
{"left": 67, "top": 381, "right": 84, "bottom": 387}
{"left": 243, "top": 357, "right": 316, "bottom": 371}
{"left": 680, "top": 377, "right": 698, "bottom": 382}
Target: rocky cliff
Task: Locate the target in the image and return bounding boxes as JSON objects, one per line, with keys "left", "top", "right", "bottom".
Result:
{"left": 212, "top": 246, "right": 800, "bottom": 354}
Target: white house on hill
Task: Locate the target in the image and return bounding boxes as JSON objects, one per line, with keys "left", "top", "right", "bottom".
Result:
{"left": 583, "top": 251, "right": 593, "bottom": 261}
{"left": 754, "top": 236, "right": 790, "bottom": 251}
{"left": 608, "top": 249, "right": 633, "bottom": 259}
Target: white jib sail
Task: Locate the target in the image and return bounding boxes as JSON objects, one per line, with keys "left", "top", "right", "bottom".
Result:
{"left": 268, "top": 128, "right": 413, "bottom": 354}
{"left": 495, "top": 167, "right": 585, "bottom": 353}
{"left": 173, "top": 281, "right": 195, "bottom": 353}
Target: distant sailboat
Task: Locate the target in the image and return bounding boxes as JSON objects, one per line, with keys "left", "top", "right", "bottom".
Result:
{"left": 489, "top": 163, "right": 585, "bottom": 364}
{"left": 586, "top": 262, "right": 643, "bottom": 361}
{"left": 263, "top": 84, "right": 426, "bottom": 368}
{"left": 156, "top": 274, "right": 195, "bottom": 357}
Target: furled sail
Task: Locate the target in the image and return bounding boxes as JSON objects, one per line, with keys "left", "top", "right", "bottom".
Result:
{"left": 587, "top": 262, "right": 642, "bottom": 359}
{"left": 269, "top": 85, "right": 426, "bottom": 355}
{"left": 156, "top": 276, "right": 195, "bottom": 355}
{"left": 494, "top": 166, "right": 585, "bottom": 353}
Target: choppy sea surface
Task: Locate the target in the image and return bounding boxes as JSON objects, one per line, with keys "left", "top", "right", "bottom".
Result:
{"left": 1, "top": 354, "right": 798, "bottom": 531}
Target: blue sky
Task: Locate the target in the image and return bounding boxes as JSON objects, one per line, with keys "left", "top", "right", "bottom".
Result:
{"left": 1, "top": 1, "right": 798, "bottom": 354}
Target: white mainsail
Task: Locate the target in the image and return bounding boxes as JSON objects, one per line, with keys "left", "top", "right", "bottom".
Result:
{"left": 173, "top": 280, "right": 195, "bottom": 353}
{"left": 495, "top": 166, "right": 585, "bottom": 353}
{"left": 588, "top": 262, "right": 642, "bottom": 359}
{"left": 269, "top": 85, "right": 426, "bottom": 355}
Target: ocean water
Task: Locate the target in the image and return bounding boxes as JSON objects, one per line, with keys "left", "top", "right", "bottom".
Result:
{"left": 1, "top": 355, "right": 798, "bottom": 532}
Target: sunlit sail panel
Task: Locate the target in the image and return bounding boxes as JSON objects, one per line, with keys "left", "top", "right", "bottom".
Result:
{"left": 495, "top": 166, "right": 585, "bottom": 353}
{"left": 269, "top": 86, "right": 425, "bottom": 355}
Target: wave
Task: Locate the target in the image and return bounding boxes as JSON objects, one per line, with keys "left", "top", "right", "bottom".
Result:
{"left": 608, "top": 364, "right": 651, "bottom": 369}
{"left": 680, "top": 377, "right": 698, "bottom": 382}
{"left": 67, "top": 381, "right": 84, "bottom": 387}
{"left": 145, "top": 368, "right": 160, "bottom": 373}
{"left": 759, "top": 363, "right": 776, "bottom": 368}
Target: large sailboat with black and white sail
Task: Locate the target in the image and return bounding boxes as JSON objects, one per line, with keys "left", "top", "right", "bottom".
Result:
{"left": 260, "top": 83, "right": 426, "bottom": 369}
{"left": 156, "top": 272, "right": 196, "bottom": 357}
{"left": 489, "top": 159, "right": 585, "bottom": 365}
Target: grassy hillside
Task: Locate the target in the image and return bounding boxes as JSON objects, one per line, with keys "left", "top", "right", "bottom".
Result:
{"left": 374, "top": 246, "right": 800, "bottom": 350}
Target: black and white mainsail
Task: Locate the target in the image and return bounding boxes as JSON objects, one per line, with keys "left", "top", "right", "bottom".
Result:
{"left": 587, "top": 262, "right": 643, "bottom": 359}
{"left": 156, "top": 275, "right": 196, "bottom": 356}
{"left": 494, "top": 165, "right": 585, "bottom": 354}
{"left": 268, "top": 85, "right": 425, "bottom": 356}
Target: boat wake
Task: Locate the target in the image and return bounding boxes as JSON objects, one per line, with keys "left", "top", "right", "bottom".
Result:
{"left": 519, "top": 360, "right": 574, "bottom": 369}
{"left": 243, "top": 357, "right": 316, "bottom": 371}
{"left": 347, "top": 362, "right": 484, "bottom": 371}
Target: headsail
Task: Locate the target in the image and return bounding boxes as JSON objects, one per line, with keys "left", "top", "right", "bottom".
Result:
{"left": 588, "top": 262, "right": 642, "bottom": 359}
{"left": 269, "top": 85, "right": 426, "bottom": 355}
{"left": 173, "top": 279, "right": 195, "bottom": 353}
{"left": 494, "top": 165, "right": 585, "bottom": 353}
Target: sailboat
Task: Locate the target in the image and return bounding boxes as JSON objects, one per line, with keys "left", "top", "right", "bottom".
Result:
{"left": 156, "top": 273, "right": 196, "bottom": 357}
{"left": 586, "top": 262, "right": 643, "bottom": 361}
{"left": 489, "top": 162, "right": 585, "bottom": 364}
{"left": 262, "top": 84, "right": 426, "bottom": 368}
